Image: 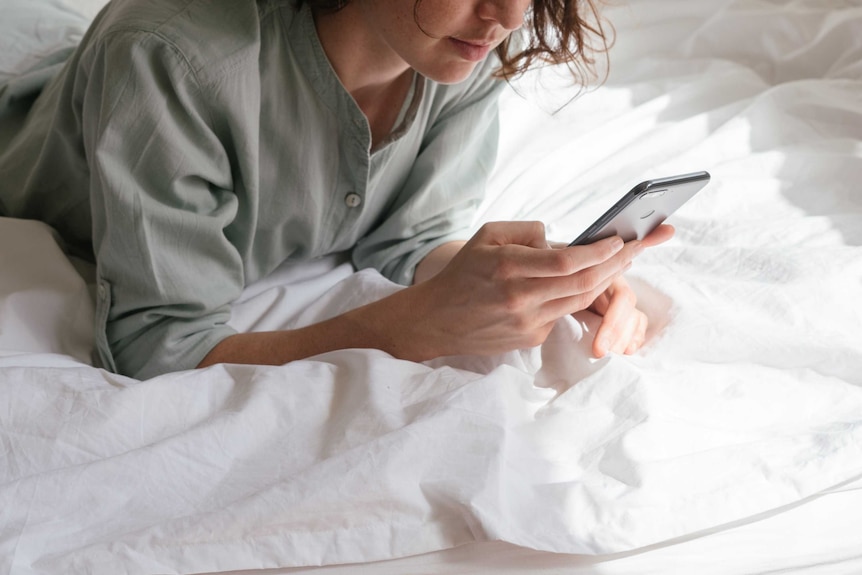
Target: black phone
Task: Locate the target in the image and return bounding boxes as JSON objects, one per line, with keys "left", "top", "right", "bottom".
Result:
{"left": 568, "top": 171, "right": 711, "bottom": 246}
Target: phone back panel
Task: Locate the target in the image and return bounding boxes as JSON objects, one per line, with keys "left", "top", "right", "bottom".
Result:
{"left": 570, "top": 172, "right": 710, "bottom": 245}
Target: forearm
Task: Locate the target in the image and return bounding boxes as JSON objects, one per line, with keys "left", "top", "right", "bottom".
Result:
{"left": 196, "top": 286, "right": 436, "bottom": 369}
{"left": 198, "top": 242, "right": 468, "bottom": 370}
{"left": 197, "top": 321, "right": 357, "bottom": 370}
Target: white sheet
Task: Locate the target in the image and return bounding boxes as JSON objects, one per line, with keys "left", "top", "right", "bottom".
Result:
{"left": 0, "top": 218, "right": 93, "bottom": 363}
{"left": 244, "top": 479, "right": 862, "bottom": 575}
{"left": 1, "top": 0, "right": 862, "bottom": 573}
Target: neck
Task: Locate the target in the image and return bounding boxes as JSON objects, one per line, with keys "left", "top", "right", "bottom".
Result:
{"left": 312, "top": 4, "right": 415, "bottom": 146}
{"left": 312, "top": 5, "right": 410, "bottom": 105}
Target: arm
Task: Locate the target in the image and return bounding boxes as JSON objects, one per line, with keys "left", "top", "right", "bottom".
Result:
{"left": 202, "top": 220, "right": 664, "bottom": 367}
{"left": 198, "top": 240, "right": 467, "bottom": 369}
{"left": 83, "top": 30, "right": 248, "bottom": 379}
{"left": 412, "top": 240, "right": 466, "bottom": 284}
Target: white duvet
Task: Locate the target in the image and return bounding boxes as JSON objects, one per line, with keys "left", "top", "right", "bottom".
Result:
{"left": 2, "top": 0, "right": 862, "bottom": 574}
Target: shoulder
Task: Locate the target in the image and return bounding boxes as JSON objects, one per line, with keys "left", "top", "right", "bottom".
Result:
{"left": 81, "top": 0, "right": 295, "bottom": 87}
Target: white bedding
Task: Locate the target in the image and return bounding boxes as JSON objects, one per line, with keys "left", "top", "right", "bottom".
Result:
{"left": 2, "top": 0, "right": 862, "bottom": 574}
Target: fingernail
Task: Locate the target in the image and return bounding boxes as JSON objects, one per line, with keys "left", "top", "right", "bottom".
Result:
{"left": 633, "top": 241, "right": 645, "bottom": 256}
{"left": 611, "top": 237, "right": 624, "bottom": 252}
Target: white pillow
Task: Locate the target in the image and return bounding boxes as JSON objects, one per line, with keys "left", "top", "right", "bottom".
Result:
{"left": 0, "top": 217, "right": 94, "bottom": 363}
{"left": 58, "top": 0, "right": 111, "bottom": 20}
{"left": 0, "top": 0, "right": 93, "bottom": 83}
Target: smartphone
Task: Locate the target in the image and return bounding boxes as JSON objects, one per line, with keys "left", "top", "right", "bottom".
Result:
{"left": 568, "top": 171, "right": 711, "bottom": 246}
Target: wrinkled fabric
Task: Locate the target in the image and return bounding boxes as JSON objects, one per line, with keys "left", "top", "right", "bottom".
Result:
{"left": 1, "top": 0, "right": 862, "bottom": 574}
{"left": 0, "top": 0, "right": 504, "bottom": 379}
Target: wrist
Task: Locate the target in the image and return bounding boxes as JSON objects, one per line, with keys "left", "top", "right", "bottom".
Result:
{"left": 342, "top": 284, "right": 440, "bottom": 362}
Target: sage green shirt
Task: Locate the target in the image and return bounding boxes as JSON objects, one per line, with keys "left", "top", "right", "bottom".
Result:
{"left": 0, "top": 0, "right": 504, "bottom": 379}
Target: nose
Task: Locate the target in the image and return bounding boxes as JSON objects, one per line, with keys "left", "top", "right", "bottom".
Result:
{"left": 477, "top": 0, "right": 529, "bottom": 31}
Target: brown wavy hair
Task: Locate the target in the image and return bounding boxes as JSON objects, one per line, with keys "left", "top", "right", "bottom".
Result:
{"left": 298, "top": 0, "right": 612, "bottom": 84}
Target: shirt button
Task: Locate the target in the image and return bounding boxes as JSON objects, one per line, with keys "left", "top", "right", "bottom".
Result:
{"left": 344, "top": 192, "right": 362, "bottom": 208}
{"left": 97, "top": 284, "right": 107, "bottom": 300}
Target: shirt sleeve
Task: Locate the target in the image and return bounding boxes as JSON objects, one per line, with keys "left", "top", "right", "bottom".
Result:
{"left": 83, "top": 30, "right": 243, "bottom": 380}
{"left": 351, "top": 59, "right": 506, "bottom": 286}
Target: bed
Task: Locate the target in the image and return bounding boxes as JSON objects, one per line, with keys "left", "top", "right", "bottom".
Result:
{"left": 1, "top": 0, "right": 861, "bottom": 573}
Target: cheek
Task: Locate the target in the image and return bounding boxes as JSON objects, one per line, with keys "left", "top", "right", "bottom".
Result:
{"left": 412, "top": 0, "right": 463, "bottom": 37}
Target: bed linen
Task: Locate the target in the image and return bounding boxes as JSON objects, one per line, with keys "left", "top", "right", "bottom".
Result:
{"left": 1, "top": 0, "right": 861, "bottom": 574}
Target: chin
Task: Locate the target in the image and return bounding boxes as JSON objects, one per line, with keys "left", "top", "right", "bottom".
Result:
{"left": 420, "top": 61, "right": 482, "bottom": 85}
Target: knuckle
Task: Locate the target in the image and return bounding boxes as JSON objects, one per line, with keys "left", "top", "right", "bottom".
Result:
{"left": 588, "top": 284, "right": 611, "bottom": 306}
{"left": 528, "top": 220, "right": 546, "bottom": 238}
{"left": 605, "top": 324, "right": 623, "bottom": 342}
{"left": 569, "top": 293, "right": 593, "bottom": 313}
{"left": 512, "top": 314, "right": 534, "bottom": 333}
{"left": 500, "top": 283, "right": 528, "bottom": 312}
{"left": 491, "top": 254, "right": 518, "bottom": 280}
{"left": 476, "top": 222, "right": 496, "bottom": 239}
{"left": 498, "top": 244, "right": 531, "bottom": 277}
{"left": 605, "top": 243, "right": 622, "bottom": 260}
{"left": 506, "top": 298, "right": 531, "bottom": 320}
{"left": 549, "top": 250, "right": 576, "bottom": 276}
{"left": 575, "top": 267, "right": 601, "bottom": 292}
{"left": 617, "top": 286, "right": 637, "bottom": 307}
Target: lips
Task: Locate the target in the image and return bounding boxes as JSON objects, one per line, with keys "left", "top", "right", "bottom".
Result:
{"left": 448, "top": 37, "right": 496, "bottom": 62}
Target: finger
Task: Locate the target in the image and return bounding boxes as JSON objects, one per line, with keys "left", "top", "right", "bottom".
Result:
{"left": 562, "top": 235, "right": 627, "bottom": 269}
{"left": 624, "top": 312, "right": 649, "bottom": 355}
{"left": 492, "top": 235, "right": 626, "bottom": 280}
{"left": 610, "top": 312, "right": 640, "bottom": 355}
{"left": 592, "top": 225, "right": 671, "bottom": 265}
{"left": 640, "top": 224, "right": 675, "bottom": 248}
{"left": 528, "top": 238, "right": 638, "bottom": 300}
{"left": 592, "top": 281, "right": 638, "bottom": 357}
{"left": 589, "top": 290, "right": 611, "bottom": 316}
{"left": 536, "top": 261, "right": 632, "bottom": 323}
{"left": 497, "top": 238, "right": 641, "bottom": 320}
{"left": 523, "top": 258, "right": 632, "bottom": 311}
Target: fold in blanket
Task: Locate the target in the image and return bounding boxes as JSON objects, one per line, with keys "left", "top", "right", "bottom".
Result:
{"left": 1, "top": 0, "right": 861, "bottom": 573}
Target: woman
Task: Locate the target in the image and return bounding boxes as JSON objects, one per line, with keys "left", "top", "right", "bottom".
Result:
{"left": 0, "top": 0, "right": 671, "bottom": 379}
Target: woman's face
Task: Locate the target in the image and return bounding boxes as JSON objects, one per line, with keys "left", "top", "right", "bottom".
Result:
{"left": 357, "top": 0, "right": 531, "bottom": 84}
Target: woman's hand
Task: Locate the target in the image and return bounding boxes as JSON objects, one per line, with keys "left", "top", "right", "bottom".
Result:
{"left": 387, "top": 221, "right": 651, "bottom": 361}
{"left": 588, "top": 277, "right": 648, "bottom": 357}
{"left": 586, "top": 224, "right": 674, "bottom": 357}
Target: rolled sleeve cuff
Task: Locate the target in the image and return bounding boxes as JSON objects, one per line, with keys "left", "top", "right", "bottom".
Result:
{"left": 381, "top": 228, "right": 473, "bottom": 286}
{"left": 93, "top": 277, "right": 237, "bottom": 380}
